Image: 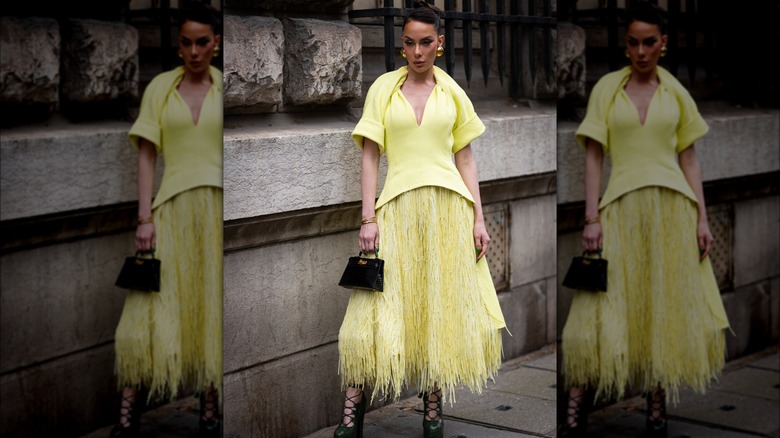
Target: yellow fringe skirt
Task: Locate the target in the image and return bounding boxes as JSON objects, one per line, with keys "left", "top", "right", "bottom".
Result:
{"left": 114, "top": 186, "right": 223, "bottom": 402}
{"left": 562, "top": 187, "right": 730, "bottom": 403}
{"left": 338, "top": 186, "right": 505, "bottom": 404}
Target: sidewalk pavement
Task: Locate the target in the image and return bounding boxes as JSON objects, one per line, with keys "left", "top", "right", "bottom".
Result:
{"left": 82, "top": 343, "right": 779, "bottom": 438}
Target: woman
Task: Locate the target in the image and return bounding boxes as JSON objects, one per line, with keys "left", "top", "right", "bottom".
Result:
{"left": 111, "top": 5, "right": 223, "bottom": 437}
{"left": 334, "top": 3, "right": 506, "bottom": 438}
{"left": 560, "top": 3, "right": 730, "bottom": 437}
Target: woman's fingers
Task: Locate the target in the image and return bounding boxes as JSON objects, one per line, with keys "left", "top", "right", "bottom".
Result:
{"left": 475, "top": 233, "right": 490, "bottom": 261}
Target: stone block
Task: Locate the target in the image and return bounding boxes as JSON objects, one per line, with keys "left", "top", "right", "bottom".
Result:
{"left": 721, "top": 283, "right": 772, "bottom": 360}
{"left": 524, "top": 26, "right": 557, "bottom": 99}
{"left": 474, "top": 109, "right": 557, "bottom": 183}
{"left": 557, "top": 22, "right": 586, "bottom": 101}
{"left": 283, "top": 18, "right": 362, "bottom": 106}
{"left": 225, "top": 0, "right": 353, "bottom": 13}
{"left": 0, "top": 123, "right": 161, "bottom": 221}
{"left": 223, "top": 108, "right": 555, "bottom": 221}
{"left": 697, "top": 111, "right": 779, "bottom": 182}
{"left": 509, "top": 194, "right": 556, "bottom": 287}
{"left": 223, "top": 231, "right": 355, "bottom": 373}
{"left": 223, "top": 15, "right": 284, "bottom": 113}
{"left": 0, "top": 17, "right": 59, "bottom": 107}
{"left": 0, "top": 344, "right": 117, "bottom": 437}
{"left": 498, "top": 281, "right": 548, "bottom": 360}
{"left": 60, "top": 19, "right": 138, "bottom": 103}
{"left": 772, "top": 277, "right": 780, "bottom": 341}
{"left": 223, "top": 343, "right": 343, "bottom": 438}
{"left": 0, "top": 233, "right": 132, "bottom": 372}
{"left": 556, "top": 230, "right": 580, "bottom": 338}
{"left": 223, "top": 117, "right": 371, "bottom": 222}
{"left": 546, "top": 276, "right": 557, "bottom": 344}
{"left": 556, "top": 110, "right": 779, "bottom": 205}
{"left": 733, "top": 195, "right": 780, "bottom": 288}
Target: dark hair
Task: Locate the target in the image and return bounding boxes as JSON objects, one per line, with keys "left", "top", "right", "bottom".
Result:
{"left": 177, "top": 3, "right": 222, "bottom": 35}
{"left": 403, "top": 1, "right": 445, "bottom": 33}
{"left": 625, "top": 1, "right": 667, "bottom": 34}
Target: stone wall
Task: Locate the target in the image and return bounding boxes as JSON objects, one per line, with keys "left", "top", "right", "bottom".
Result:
{"left": 0, "top": 16, "right": 138, "bottom": 124}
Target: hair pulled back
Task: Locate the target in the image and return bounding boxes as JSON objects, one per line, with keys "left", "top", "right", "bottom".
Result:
{"left": 625, "top": 1, "right": 667, "bottom": 35}
{"left": 177, "top": 3, "right": 222, "bottom": 35}
{"left": 403, "top": 0, "right": 445, "bottom": 33}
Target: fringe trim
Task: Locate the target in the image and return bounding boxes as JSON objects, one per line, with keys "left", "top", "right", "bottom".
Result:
{"left": 338, "top": 186, "right": 504, "bottom": 404}
{"left": 562, "top": 187, "right": 729, "bottom": 404}
{"left": 114, "top": 186, "right": 223, "bottom": 403}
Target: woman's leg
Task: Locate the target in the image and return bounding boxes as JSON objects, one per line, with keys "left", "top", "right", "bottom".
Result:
{"left": 422, "top": 384, "right": 443, "bottom": 438}
{"left": 334, "top": 386, "right": 366, "bottom": 437}
{"left": 111, "top": 387, "right": 141, "bottom": 436}
{"left": 199, "top": 384, "right": 220, "bottom": 434}
{"left": 646, "top": 384, "right": 668, "bottom": 436}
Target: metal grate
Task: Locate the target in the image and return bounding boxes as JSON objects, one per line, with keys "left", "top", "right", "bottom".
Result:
{"left": 349, "top": 0, "right": 555, "bottom": 100}
{"left": 706, "top": 203, "right": 733, "bottom": 292}
{"left": 484, "top": 203, "right": 509, "bottom": 291}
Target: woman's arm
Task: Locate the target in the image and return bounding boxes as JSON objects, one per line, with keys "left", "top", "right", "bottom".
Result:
{"left": 454, "top": 145, "right": 490, "bottom": 261}
{"left": 679, "top": 145, "right": 713, "bottom": 260}
{"left": 359, "top": 139, "right": 381, "bottom": 254}
{"left": 582, "top": 138, "right": 604, "bottom": 252}
{"left": 135, "top": 138, "right": 156, "bottom": 252}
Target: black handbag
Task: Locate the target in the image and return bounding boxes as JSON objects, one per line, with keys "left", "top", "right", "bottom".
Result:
{"left": 338, "top": 251, "right": 384, "bottom": 292}
{"left": 562, "top": 251, "right": 608, "bottom": 292}
{"left": 115, "top": 251, "right": 161, "bottom": 292}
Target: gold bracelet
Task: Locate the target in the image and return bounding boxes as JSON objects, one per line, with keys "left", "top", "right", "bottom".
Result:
{"left": 361, "top": 216, "right": 377, "bottom": 225}
{"left": 138, "top": 216, "right": 153, "bottom": 225}
{"left": 584, "top": 215, "right": 600, "bottom": 225}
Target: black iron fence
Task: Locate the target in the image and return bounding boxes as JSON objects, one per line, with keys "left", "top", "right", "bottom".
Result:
{"left": 349, "top": 0, "right": 555, "bottom": 100}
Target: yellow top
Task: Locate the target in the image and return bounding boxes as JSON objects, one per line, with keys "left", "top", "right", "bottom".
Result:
{"left": 575, "top": 66, "right": 709, "bottom": 209}
{"left": 129, "top": 66, "right": 223, "bottom": 210}
{"left": 352, "top": 66, "right": 486, "bottom": 210}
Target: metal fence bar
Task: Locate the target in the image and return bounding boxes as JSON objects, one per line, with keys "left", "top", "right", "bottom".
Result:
{"left": 510, "top": 0, "right": 522, "bottom": 99}
{"left": 543, "top": 0, "right": 552, "bottom": 81}
{"left": 496, "top": 0, "right": 506, "bottom": 86}
{"left": 463, "top": 0, "right": 474, "bottom": 87}
{"left": 384, "top": 0, "right": 396, "bottom": 72}
{"left": 479, "top": 0, "right": 490, "bottom": 86}
{"left": 528, "top": 0, "right": 537, "bottom": 85}
{"left": 445, "top": 0, "right": 456, "bottom": 75}
{"left": 685, "top": 0, "right": 696, "bottom": 86}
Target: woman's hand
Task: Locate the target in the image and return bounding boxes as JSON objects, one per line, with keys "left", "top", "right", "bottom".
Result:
{"left": 135, "top": 223, "right": 156, "bottom": 253}
{"left": 359, "top": 223, "right": 380, "bottom": 254}
{"left": 474, "top": 220, "right": 490, "bottom": 261}
{"left": 697, "top": 220, "right": 714, "bottom": 260}
{"left": 582, "top": 223, "right": 603, "bottom": 253}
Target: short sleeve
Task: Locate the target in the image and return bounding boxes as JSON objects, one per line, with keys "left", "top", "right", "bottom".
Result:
{"left": 575, "top": 76, "right": 611, "bottom": 153}
{"left": 128, "top": 76, "right": 164, "bottom": 154}
{"left": 352, "top": 80, "right": 386, "bottom": 154}
{"left": 675, "top": 86, "right": 709, "bottom": 153}
{"left": 450, "top": 84, "right": 486, "bottom": 153}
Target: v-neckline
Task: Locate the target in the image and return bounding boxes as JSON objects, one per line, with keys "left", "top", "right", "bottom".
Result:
{"left": 174, "top": 75, "right": 212, "bottom": 127}
{"left": 399, "top": 82, "right": 436, "bottom": 128}
{"left": 622, "top": 79, "right": 660, "bottom": 128}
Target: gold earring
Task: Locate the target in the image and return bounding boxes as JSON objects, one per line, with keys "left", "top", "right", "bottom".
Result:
{"left": 178, "top": 51, "right": 183, "bottom": 58}
{"left": 401, "top": 49, "right": 406, "bottom": 58}
{"left": 213, "top": 47, "right": 220, "bottom": 57}
{"left": 625, "top": 50, "right": 630, "bottom": 58}
{"left": 436, "top": 46, "right": 444, "bottom": 57}
{"left": 660, "top": 45, "right": 667, "bottom": 57}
